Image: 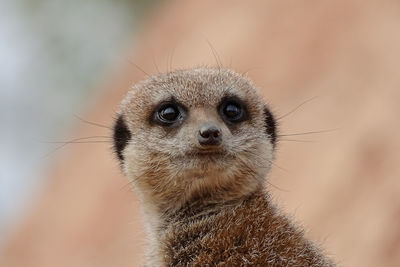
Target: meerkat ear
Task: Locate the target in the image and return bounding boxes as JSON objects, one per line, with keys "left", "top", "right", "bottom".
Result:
{"left": 263, "top": 106, "right": 277, "bottom": 147}
{"left": 113, "top": 115, "right": 131, "bottom": 162}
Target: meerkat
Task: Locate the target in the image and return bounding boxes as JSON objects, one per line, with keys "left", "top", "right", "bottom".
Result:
{"left": 113, "top": 67, "right": 335, "bottom": 266}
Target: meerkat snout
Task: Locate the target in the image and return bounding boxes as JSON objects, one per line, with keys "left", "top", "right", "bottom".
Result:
{"left": 197, "top": 124, "right": 222, "bottom": 146}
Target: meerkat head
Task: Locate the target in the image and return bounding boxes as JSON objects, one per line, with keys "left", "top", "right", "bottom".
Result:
{"left": 113, "top": 67, "right": 277, "bottom": 213}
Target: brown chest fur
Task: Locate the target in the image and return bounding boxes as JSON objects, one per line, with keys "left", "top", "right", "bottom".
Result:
{"left": 157, "top": 191, "right": 334, "bottom": 266}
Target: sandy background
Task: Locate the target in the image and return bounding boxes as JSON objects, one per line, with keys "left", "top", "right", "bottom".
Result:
{"left": 1, "top": 0, "right": 400, "bottom": 266}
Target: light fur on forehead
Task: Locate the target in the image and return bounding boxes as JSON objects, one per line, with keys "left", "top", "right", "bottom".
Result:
{"left": 120, "top": 67, "right": 264, "bottom": 120}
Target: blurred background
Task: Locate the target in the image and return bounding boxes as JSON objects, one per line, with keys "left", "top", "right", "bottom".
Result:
{"left": 0, "top": 0, "right": 157, "bottom": 243}
{"left": 1, "top": 0, "right": 399, "bottom": 266}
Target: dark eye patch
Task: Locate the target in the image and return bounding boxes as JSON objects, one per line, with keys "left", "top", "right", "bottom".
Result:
{"left": 113, "top": 115, "right": 131, "bottom": 161}
{"left": 263, "top": 107, "right": 277, "bottom": 147}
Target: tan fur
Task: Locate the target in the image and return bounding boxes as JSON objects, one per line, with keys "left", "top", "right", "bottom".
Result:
{"left": 115, "top": 67, "right": 335, "bottom": 266}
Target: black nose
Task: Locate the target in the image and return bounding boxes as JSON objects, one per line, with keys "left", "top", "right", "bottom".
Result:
{"left": 198, "top": 125, "right": 222, "bottom": 146}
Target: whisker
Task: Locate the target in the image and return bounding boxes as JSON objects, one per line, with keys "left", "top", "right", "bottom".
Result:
{"left": 236, "top": 156, "right": 289, "bottom": 192}
{"left": 240, "top": 67, "right": 264, "bottom": 76}
{"left": 128, "top": 59, "right": 149, "bottom": 76}
{"left": 206, "top": 39, "right": 222, "bottom": 68}
{"left": 120, "top": 168, "right": 155, "bottom": 191}
{"left": 120, "top": 180, "right": 135, "bottom": 191}
{"left": 74, "top": 114, "right": 112, "bottom": 130}
{"left": 266, "top": 181, "right": 290, "bottom": 193}
{"left": 42, "top": 136, "right": 112, "bottom": 158}
{"left": 46, "top": 141, "right": 111, "bottom": 144}
{"left": 278, "top": 128, "right": 340, "bottom": 137}
{"left": 241, "top": 148, "right": 289, "bottom": 173}
{"left": 276, "top": 96, "right": 319, "bottom": 121}
{"left": 42, "top": 136, "right": 111, "bottom": 144}
{"left": 168, "top": 45, "right": 176, "bottom": 73}
{"left": 152, "top": 54, "right": 160, "bottom": 74}
{"left": 278, "top": 139, "right": 315, "bottom": 143}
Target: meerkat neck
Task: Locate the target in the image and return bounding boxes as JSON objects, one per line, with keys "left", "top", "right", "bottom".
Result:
{"left": 157, "top": 186, "right": 266, "bottom": 229}
{"left": 137, "top": 173, "right": 266, "bottom": 234}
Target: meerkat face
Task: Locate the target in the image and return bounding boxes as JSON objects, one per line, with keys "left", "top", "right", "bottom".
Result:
{"left": 113, "top": 68, "right": 276, "bottom": 210}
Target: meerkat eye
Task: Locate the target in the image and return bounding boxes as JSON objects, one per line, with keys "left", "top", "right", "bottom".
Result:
{"left": 160, "top": 105, "right": 179, "bottom": 121}
{"left": 219, "top": 99, "right": 247, "bottom": 123}
{"left": 224, "top": 103, "right": 241, "bottom": 118}
{"left": 155, "top": 103, "right": 183, "bottom": 125}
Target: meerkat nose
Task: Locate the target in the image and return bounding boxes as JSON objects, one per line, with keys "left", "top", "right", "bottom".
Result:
{"left": 197, "top": 124, "right": 222, "bottom": 146}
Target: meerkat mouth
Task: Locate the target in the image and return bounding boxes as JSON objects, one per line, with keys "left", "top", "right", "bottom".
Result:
{"left": 170, "top": 149, "right": 231, "bottom": 166}
{"left": 183, "top": 150, "right": 235, "bottom": 166}
{"left": 187, "top": 147, "right": 227, "bottom": 157}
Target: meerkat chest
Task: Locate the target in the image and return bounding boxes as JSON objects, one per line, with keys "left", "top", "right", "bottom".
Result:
{"left": 153, "top": 195, "right": 333, "bottom": 267}
{"left": 156, "top": 196, "right": 269, "bottom": 265}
